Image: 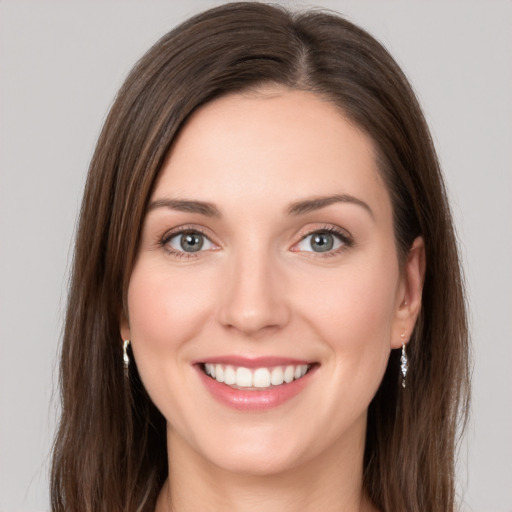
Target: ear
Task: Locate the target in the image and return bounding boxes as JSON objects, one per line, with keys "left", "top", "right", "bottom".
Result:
{"left": 391, "top": 236, "right": 426, "bottom": 349}
{"left": 120, "top": 310, "right": 131, "bottom": 342}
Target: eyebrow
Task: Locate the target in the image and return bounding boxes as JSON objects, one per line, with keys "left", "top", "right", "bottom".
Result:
{"left": 147, "top": 194, "right": 374, "bottom": 220}
{"left": 286, "top": 194, "right": 374, "bottom": 219}
{"left": 147, "top": 198, "right": 221, "bottom": 217}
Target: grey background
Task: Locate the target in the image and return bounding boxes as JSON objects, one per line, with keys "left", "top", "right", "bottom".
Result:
{"left": 0, "top": 1, "right": 511, "bottom": 511}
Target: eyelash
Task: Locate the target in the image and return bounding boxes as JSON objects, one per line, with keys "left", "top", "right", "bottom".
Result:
{"left": 295, "top": 225, "right": 354, "bottom": 257}
{"left": 159, "top": 224, "right": 353, "bottom": 259}
{"left": 159, "top": 225, "right": 214, "bottom": 259}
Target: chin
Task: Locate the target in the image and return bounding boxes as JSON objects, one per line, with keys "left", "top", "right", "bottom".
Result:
{"left": 188, "top": 422, "right": 318, "bottom": 477}
{"left": 207, "top": 446, "right": 305, "bottom": 477}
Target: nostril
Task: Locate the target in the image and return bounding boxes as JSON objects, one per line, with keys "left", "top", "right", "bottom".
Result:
{"left": 216, "top": 267, "right": 291, "bottom": 335}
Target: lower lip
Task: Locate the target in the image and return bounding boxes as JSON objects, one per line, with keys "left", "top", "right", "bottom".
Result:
{"left": 196, "top": 365, "right": 317, "bottom": 411}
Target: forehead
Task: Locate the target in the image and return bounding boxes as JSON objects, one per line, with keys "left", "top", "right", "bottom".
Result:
{"left": 154, "top": 87, "right": 391, "bottom": 219}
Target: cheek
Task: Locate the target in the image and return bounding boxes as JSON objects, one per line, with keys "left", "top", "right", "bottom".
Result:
{"left": 125, "top": 262, "right": 222, "bottom": 431}
{"left": 126, "top": 263, "right": 215, "bottom": 365}
{"left": 299, "top": 252, "right": 400, "bottom": 364}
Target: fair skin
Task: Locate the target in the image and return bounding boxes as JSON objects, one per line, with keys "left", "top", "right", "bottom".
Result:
{"left": 121, "top": 86, "right": 425, "bottom": 512}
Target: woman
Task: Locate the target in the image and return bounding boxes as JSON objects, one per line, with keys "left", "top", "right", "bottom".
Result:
{"left": 51, "top": 2, "right": 470, "bottom": 511}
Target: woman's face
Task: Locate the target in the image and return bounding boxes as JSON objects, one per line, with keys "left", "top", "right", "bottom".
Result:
{"left": 121, "top": 87, "right": 423, "bottom": 476}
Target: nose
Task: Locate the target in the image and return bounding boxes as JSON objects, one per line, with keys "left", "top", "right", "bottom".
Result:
{"left": 217, "top": 249, "right": 290, "bottom": 337}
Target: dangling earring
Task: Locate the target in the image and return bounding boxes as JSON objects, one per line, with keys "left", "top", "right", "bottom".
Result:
{"left": 123, "top": 340, "right": 131, "bottom": 375}
{"left": 400, "top": 333, "right": 408, "bottom": 389}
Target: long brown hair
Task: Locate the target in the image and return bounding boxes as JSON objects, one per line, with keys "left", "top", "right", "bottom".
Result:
{"left": 51, "top": 3, "right": 470, "bottom": 511}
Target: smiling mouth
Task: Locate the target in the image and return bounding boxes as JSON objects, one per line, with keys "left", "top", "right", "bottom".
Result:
{"left": 200, "top": 363, "right": 314, "bottom": 390}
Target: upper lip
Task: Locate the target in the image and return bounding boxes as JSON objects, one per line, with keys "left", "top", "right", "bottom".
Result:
{"left": 193, "top": 355, "right": 316, "bottom": 369}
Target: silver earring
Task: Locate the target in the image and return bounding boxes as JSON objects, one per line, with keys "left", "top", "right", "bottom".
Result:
{"left": 123, "top": 340, "right": 130, "bottom": 374}
{"left": 400, "top": 334, "right": 408, "bottom": 388}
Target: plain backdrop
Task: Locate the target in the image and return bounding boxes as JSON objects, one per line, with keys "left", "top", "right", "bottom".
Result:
{"left": 0, "top": 1, "right": 511, "bottom": 511}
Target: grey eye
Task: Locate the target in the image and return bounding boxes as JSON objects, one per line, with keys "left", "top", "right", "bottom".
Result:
{"left": 169, "top": 231, "right": 213, "bottom": 253}
{"left": 310, "top": 232, "right": 334, "bottom": 252}
{"left": 297, "top": 231, "right": 343, "bottom": 253}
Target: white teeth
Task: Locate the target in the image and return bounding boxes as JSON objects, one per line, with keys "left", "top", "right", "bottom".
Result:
{"left": 253, "top": 368, "right": 271, "bottom": 388}
{"left": 270, "top": 367, "right": 284, "bottom": 386}
{"left": 224, "top": 365, "right": 236, "bottom": 385}
{"left": 215, "top": 364, "right": 224, "bottom": 383}
{"left": 203, "top": 363, "right": 311, "bottom": 389}
{"left": 236, "top": 367, "right": 253, "bottom": 387}
{"left": 284, "top": 365, "right": 294, "bottom": 383}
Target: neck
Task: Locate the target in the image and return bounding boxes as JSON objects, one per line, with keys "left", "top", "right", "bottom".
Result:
{"left": 155, "top": 421, "right": 377, "bottom": 512}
